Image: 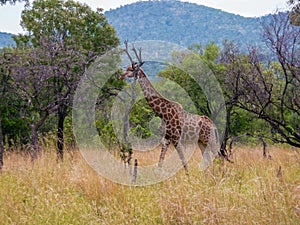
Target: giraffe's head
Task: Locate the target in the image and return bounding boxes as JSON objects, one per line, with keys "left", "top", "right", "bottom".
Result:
{"left": 120, "top": 64, "right": 136, "bottom": 79}
{"left": 121, "top": 41, "right": 145, "bottom": 80}
{"left": 120, "top": 63, "right": 144, "bottom": 80}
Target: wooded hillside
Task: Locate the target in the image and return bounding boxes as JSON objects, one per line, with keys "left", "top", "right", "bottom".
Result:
{"left": 0, "top": 32, "right": 14, "bottom": 48}
{"left": 105, "top": 0, "right": 273, "bottom": 50}
{"left": 1, "top": 1, "right": 275, "bottom": 49}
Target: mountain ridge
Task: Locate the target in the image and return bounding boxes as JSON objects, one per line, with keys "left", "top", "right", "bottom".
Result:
{"left": 105, "top": 0, "right": 271, "bottom": 50}
{"left": 0, "top": 1, "right": 275, "bottom": 49}
{"left": 0, "top": 31, "right": 15, "bottom": 48}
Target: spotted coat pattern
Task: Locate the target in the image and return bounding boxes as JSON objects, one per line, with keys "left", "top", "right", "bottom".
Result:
{"left": 121, "top": 66, "right": 219, "bottom": 171}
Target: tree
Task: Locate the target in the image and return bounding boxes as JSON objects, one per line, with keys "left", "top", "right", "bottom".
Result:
{"left": 0, "top": 4, "right": 29, "bottom": 170}
{"left": 158, "top": 44, "right": 220, "bottom": 117}
{"left": 261, "top": 13, "right": 300, "bottom": 147}
{"left": 7, "top": 40, "right": 61, "bottom": 159}
{"left": 0, "top": 0, "right": 23, "bottom": 166}
{"left": 14, "top": 0, "right": 119, "bottom": 160}
{"left": 289, "top": 0, "right": 300, "bottom": 25}
{"left": 218, "top": 41, "right": 242, "bottom": 154}
{"left": 0, "top": 50, "right": 11, "bottom": 169}
{"left": 221, "top": 12, "right": 300, "bottom": 148}
{"left": 0, "top": 48, "right": 32, "bottom": 167}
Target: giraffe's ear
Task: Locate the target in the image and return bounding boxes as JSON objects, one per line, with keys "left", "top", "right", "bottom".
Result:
{"left": 139, "top": 61, "right": 145, "bottom": 67}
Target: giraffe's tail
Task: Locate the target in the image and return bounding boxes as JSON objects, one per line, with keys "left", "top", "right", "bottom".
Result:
{"left": 214, "top": 126, "right": 233, "bottom": 163}
{"left": 199, "top": 125, "right": 220, "bottom": 171}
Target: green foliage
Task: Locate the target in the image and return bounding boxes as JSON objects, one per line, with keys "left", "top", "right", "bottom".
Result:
{"left": 158, "top": 43, "right": 225, "bottom": 117}
{"left": 95, "top": 73, "right": 126, "bottom": 150}
{"left": 129, "top": 98, "right": 155, "bottom": 139}
{"left": 14, "top": 0, "right": 119, "bottom": 52}
{"left": 95, "top": 119, "right": 119, "bottom": 151}
{"left": 2, "top": 105, "right": 29, "bottom": 144}
{"left": 160, "top": 66, "right": 208, "bottom": 115}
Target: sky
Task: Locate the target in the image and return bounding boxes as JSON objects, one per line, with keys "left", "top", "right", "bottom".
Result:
{"left": 0, "top": 0, "right": 290, "bottom": 34}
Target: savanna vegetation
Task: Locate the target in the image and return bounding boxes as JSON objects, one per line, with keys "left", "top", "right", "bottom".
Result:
{"left": 0, "top": 145, "right": 299, "bottom": 224}
{"left": 0, "top": 0, "right": 299, "bottom": 224}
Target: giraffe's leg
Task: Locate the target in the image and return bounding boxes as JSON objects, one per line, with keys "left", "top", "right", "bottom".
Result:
{"left": 174, "top": 141, "right": 188, "bottom": 172}
{"left": 198, "top": 141, "right": 205, "bottom": 155}
{"left": 199, "top": 133, "right": 219, "bottom": 171}
{"left": 158, "top": 138, "right": 170, "bottom": 168}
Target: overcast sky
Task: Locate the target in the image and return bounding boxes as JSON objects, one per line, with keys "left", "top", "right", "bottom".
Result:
{"left": 0, "top": 0, "right": 290, "bottom": 34}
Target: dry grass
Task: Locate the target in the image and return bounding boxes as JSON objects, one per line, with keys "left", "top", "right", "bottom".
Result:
{"left": 0, "top": 145, "right": 299, "bottom": 224}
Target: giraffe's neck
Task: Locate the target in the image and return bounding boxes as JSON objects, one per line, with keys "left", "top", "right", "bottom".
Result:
{"left": 138, "top": 77, "right": 162, "bottom": 100}
{"left": 137, "top": 69, "right": 169, "bottom": 116}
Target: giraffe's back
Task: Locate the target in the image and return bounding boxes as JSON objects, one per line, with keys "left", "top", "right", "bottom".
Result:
{"left": 198, "top": 115, "right": 214, "bottom": 145}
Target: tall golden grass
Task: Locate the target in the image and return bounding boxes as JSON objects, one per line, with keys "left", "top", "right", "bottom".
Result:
{"left": 0, "top": 145, "right": 299, "bottom": 224}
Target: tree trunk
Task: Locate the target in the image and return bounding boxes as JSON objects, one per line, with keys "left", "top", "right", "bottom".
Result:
{"left": 220, "top": 104, "right": 232, "bottom": 159}
{"left": 30, "top": 124, "right": 40, "bottom": 160}
{"left": 57, "top": 105, "right": 66, "bottom": 161}
{"left": 0, "top": 108, "right": 4, "bottom": 170}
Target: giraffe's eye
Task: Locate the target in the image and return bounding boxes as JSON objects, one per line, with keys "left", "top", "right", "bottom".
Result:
{"left": 127, "top": 66, "right": 134, "bottom": 72}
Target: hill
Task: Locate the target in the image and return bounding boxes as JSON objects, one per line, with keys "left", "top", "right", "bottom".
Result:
{"left": 105, "top": 0, "right": 270, "bottom": 50}
{"left": 0, "top": 32, "right": 15, "bottom": 48}
{"left": 1, "top": 1, "right": 273, "bottom": 50}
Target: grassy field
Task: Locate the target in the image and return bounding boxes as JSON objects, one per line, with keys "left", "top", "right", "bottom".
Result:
{"left": 0, "top": 145, "right": 299, "bottom": 225}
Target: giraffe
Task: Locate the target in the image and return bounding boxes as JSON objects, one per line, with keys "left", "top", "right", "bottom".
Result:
{"left": 120, "top": 44, "right": 220, "bottom": 171}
